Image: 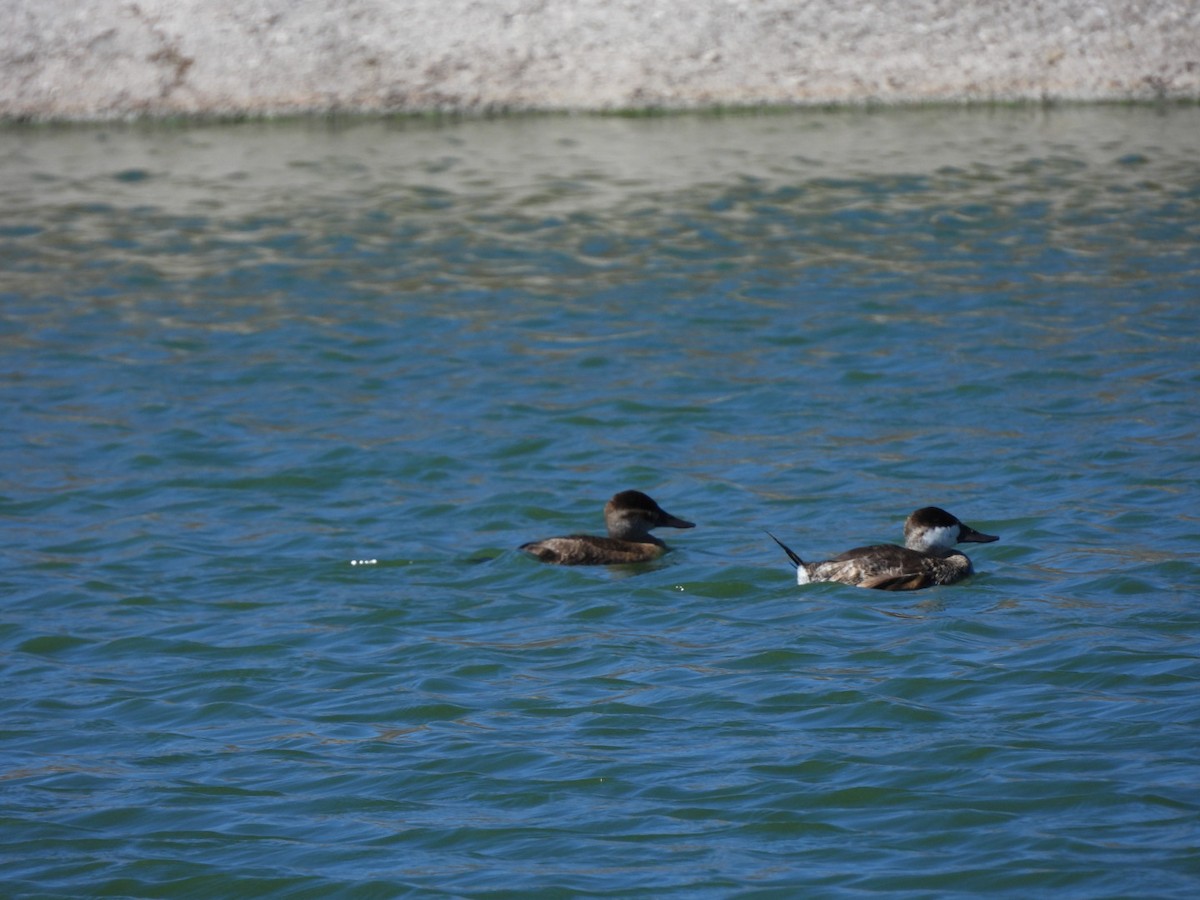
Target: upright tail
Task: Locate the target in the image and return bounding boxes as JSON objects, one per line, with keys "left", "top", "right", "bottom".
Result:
{"left": 767, "top": 532, "right": 805, "bottom": 569}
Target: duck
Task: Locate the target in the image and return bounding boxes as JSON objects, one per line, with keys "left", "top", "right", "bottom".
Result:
{"left": 769, "top": 506, "right": 998, "bottom": 590}
{"left": 520, "top": 490, "right": 695, "bottom": 565}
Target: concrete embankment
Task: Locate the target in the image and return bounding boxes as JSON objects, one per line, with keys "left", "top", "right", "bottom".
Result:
{"left": 3, "top": 1, "right": 1198, "bottom": 120}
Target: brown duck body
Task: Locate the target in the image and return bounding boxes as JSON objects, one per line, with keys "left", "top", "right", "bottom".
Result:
{"left": 521, "top": 490, "right": 695, "bottom": 566}
{"left": 520, "top": 534, "right": 671, "bottom": 565}
{"left": 798, "top": 542, "right": 977, "bottom": 590}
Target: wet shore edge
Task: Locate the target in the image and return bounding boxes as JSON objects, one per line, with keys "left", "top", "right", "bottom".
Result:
{"left": 3, "top": 1, "right": 1199, "bottom": 122}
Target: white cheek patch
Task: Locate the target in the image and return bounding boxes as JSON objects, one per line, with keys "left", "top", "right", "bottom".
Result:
{"left": 915, "top": 524, "right": 960, "bottom": 552}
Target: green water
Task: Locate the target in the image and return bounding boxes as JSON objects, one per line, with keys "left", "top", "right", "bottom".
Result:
{"left": 2, "top": 106, "right": 1198, "bottom": 897}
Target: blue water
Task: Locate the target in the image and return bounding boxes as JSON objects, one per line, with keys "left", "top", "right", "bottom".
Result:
{"left": 2, "top": 107, "right": 1199, "bottom": 898}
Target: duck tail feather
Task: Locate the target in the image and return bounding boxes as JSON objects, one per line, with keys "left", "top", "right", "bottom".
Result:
{"left": 767, "top": 531, "right": 805, "bottom": 569}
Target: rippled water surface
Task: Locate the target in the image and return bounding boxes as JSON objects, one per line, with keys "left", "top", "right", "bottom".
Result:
{"left": 2, "top": 107, "right": 1199, "bottom": 897}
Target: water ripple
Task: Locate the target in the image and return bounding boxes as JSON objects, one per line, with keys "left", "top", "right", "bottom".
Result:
{"left": 2, "top": 107, "right": 1199, "bottom": 897}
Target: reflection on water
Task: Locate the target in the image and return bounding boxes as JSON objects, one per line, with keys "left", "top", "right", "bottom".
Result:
{"left": 1, "top": 107, "right": 1198, "bottom": 897}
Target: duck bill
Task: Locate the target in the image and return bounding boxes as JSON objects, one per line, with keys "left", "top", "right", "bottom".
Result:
{"left": 959, "top": 525, "right": 999, "bottom": 543}
{"left": 662, "top": 513, "right": 696, "bottom": 530}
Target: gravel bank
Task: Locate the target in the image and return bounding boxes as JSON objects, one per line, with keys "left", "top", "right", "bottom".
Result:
{"left": 3, "top": 1, "right": 1198, "bottom": 120}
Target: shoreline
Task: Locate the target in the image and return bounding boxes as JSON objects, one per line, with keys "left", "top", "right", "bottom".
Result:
{"left": 4, "top": 1, "right": 1199, "bottom": 122}
{"left": 6, "top": 98, "right": 1197, "bottom": 130}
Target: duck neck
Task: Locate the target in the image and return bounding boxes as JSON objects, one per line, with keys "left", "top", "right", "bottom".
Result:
{"left": 608, "top": 522, "right": 660, "bottom": 544}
